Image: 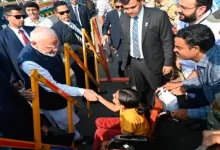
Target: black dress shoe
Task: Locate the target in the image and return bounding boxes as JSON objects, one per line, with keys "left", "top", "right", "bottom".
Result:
{"left": 74, "top": 136, "right": 94, "bottom": 146}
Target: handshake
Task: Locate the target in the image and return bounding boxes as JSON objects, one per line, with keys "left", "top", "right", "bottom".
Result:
{"left": 83, "top": 89, "right": 100, "bottom": 101}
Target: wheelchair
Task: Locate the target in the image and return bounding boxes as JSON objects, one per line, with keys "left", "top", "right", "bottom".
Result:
{"left": 104, "top": 97, "right": 167, "bottom": 150}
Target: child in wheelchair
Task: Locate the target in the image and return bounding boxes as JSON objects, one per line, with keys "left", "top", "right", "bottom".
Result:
{"left": 89, "top": 88, "right": 150, "bottom": 150}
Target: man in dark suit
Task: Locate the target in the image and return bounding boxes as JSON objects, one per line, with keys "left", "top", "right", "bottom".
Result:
{"left": 0, "top": 4, "right": 34, "bottom": 84}
{"left": 120, "top": 0, "right": 174, "bottom": 107}
{"left": 0, "top": 64, "right": 33, "bottom": 141}
{"left": 102, "top": 0, "right": 125, "bottom": 77}
{"left": 52, "top": 1, "right": 98, "bottom": 94}
{"left": 69, "top": 0, "right": 91, "bottom": 34}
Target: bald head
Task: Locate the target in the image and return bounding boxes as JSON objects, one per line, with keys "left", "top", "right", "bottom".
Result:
{"left": 31, "top": 27, "right": 59, "bottom": 57}
{"left": 30, "top": 27, "right": 58, "bottom": 42}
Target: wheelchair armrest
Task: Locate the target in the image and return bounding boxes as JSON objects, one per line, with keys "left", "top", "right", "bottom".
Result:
{"left": 114, "top": 135, "right": 148, "bottom": 142}
{"left": 107, "top": 135, "right": 149, "bottom": 149}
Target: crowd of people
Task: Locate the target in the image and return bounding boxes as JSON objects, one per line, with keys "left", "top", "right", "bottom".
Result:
{"left": 0, "top": 0, "right": 220, "bottom": 149}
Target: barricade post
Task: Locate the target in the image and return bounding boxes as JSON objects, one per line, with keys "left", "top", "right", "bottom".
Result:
{"left": 64, "top": 48, "right": 74, "bottom": 135}
{"left": 30, "top": 69, "right": 42, "bottom": 149}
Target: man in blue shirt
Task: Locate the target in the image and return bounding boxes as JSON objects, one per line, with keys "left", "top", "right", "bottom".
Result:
{"left": 162, "top": 24, "right": 220, "bottom": 120}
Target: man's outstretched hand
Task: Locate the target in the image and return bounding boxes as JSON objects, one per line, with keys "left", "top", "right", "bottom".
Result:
{"left": 83, "top": 89, "right": 98, "bottom": 101}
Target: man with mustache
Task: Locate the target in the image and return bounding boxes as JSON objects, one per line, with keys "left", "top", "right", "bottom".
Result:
{"left": 162, "top": 24, "right": 220, "bottom": 120}
{"left": 176, "top": 0, "right": 220, "bottom": 78}
{"left": 168, "top": 0, "right": 220, "bottom": 120}
{"left": 18, "top": 27, "right": 96, "bottom": 145}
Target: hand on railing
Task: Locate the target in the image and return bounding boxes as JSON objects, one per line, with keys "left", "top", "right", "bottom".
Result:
{"left": 20, "top": 89, "right": 35, "bottom": 101}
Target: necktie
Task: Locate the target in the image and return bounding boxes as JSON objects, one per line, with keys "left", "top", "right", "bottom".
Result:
{"left": 74, "top": 7, "right": 79, "bottom": 22}
{"left": 18, "top": 29, "right": 30, "bottom": 45}
{"left": 69, "top": 22, "right": 82, "bottom": 42}
{"left": 132, "top": 16, "right": 141, "bottom": 58}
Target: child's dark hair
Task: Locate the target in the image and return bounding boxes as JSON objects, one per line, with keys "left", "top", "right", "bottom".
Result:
{"left": 118, "top": 88, "right": 146, "bottom": 115}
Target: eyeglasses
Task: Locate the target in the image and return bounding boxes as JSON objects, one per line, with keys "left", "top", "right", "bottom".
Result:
{"left": 57, "top": 10, "right": 70, "bottom": 15}
{"left": 177, "top": 4, "right": 198, "bottom": 11}
{"left": 46, "top": 42, "right": 60, "bottom": 52}
{"left": 115, "top": 6, "right": 123, "bottom": 9}
{"left": 7, "top": 14, "right": 26, "bottom": 19}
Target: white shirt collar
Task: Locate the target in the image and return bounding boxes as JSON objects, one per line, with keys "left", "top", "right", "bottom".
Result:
{"left": 132, "top": 6, "right": 144, "bottom": 20}
{"left": 72, "top": 4, "right": 79, "bottom": 8}
{"left": 194, "top": 10, "right": 212, "bottom": 24}
{"left": 9, "top": 26, "right": 25, "bottom": 34}
{"left": 61, "top": 20, "right": 71, "bottom": 26}
{"left": 25, "top": 16, "right": 44, "bottom": 24}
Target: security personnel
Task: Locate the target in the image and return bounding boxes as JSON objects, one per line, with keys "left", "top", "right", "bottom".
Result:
{"left": 155, "top": 0, "right": 177, "bottom": 25}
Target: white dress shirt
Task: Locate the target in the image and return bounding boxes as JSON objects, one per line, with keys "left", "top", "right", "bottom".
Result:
{"left": 177, "top": 10, "right": 220, "bottom": 78}
{"left": 20, "top": 60, "right": 84, "bottom": 129}
{"left": 24, "top": 16, "right": 54, "bottom": 28}
{"left": 20, "top": 61, "right": 85, "bottom": 96}
{"left": 9, "top": 26, "right": 30, "bottom": 46}
{"left": 118, "top": 11, "right": 122, "bottom": 17}
{"left": 130, "top": 6, "right": 144, "bottom": 59}
{"left": 71, "top": 4, "right": 82, "bottom": 26}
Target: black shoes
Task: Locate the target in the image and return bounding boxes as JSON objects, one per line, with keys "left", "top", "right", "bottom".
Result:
{"left": 74, "top": 136, "right": 94, "bottom": 146}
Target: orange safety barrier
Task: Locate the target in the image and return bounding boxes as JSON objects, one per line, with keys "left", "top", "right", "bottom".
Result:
{"left": 0, "top": 69, "right": 91, "bottom": 149}
{"left": 31, "top": 69, "right": 91, "bottom": 149}
{"left": 90, "top": 17, "right": 129, "bottom": 83}
{"left": 64, "top": 41, "right": 104, "bottom": 117}
{"left": 91, "top": 18, "right": 111, "bottom": 81}
{"left": 64, "top": 43, "right": 102, "bottom": 91}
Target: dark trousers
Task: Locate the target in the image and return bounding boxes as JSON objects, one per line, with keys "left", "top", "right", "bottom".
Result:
{"left": 71, "top": 54, "right": 97, "bottom": 92}
{"left": 115, "top": 39, "right": 124, "bottom": 77}
{"left": 130, "top": 58, "right": 163, "bottom": 107}
{"left": 118, "top": 61, "right": 125, "bottom": 77}
{"left": 0, "top": 113, "right": 34, "bottom": 141}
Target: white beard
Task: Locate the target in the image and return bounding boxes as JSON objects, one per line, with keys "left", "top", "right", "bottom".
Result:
{"left": 39, "top": 51, "right": 57, "bottom": 57}
{"left": 44, "top": 53, "right": 57, "bottom": 57}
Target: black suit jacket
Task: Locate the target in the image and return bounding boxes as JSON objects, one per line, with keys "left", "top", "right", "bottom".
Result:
{"left": 120, "top": 7, "right": 174, "bottom": 88}
{"left": 51, "top": 20, "right": 82, "bottom": 53}
{"left": 102, "top": 9, "right": 121, "bottom": 49}
{"left": 0, "top": 26, "right": 34, "bottom": 83}
{"left": 0, "top": 67, "right": 33, "bottom": 141}
{"left": 69, "top": 4, "right": 91, "bottom": 34}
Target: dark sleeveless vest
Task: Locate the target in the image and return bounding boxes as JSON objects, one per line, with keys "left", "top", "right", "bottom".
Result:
{"left": 18, "top": 44, "right": 67, "bottom": 110}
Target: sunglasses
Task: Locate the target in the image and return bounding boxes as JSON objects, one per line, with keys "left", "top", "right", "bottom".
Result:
{"left": 115, "top": 6, "right": 123, "bottom": 9}
{"left": 57, "top": 10, "right": 70, "bottom": 15}
{"left": 7, "top": 15, "right": 26, "bottom": 19}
